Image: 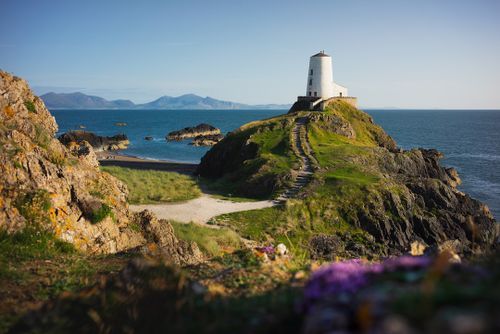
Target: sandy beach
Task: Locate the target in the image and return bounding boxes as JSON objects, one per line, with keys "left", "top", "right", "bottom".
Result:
{"left": 97, "top": 151, "right": 198, "bottom": 174}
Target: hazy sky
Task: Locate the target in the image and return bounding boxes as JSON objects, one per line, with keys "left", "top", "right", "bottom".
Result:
{"left": 1, "top": 0, "right": 499, "bottom": 108}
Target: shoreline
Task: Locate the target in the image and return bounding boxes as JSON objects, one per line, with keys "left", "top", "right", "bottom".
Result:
{"left": 97, "top": 151, "right": 198, "bottom": 174}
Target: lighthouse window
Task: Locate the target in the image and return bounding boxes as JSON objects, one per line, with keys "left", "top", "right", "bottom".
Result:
{"left": 309, "top": 79, "right": 312, "bottom": 86}
{"left": 310, "top": 69, "right": 313, "bottom": 75}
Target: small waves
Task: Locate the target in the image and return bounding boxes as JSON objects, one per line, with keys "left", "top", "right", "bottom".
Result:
{"left": 447, "top": 153, "right": 500, "bottom": 162}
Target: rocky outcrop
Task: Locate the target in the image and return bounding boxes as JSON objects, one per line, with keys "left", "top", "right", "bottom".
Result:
{"left": 166, "top": 123, "right": 220, "bottom": 141}
{"left": 58, "top": 130, "right": 129, "bottom": 151}
{"left": 197, "top": 102, "right": 497, "bottom": 256}
{"left": 134, "top": 210, "right": 203, "bottom": 265}
{"left": 189, "top": 133, "right": 224, "bottom": 146}
{"left": 0, "top": 71, "right": 201, "bottom": 261}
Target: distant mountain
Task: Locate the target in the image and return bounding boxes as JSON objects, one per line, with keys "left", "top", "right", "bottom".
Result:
{"left": 41, "top": 92, "right": 135, "bottom": 109}
{"left": 40, "top": 92, "right": 290, "bottom": 110}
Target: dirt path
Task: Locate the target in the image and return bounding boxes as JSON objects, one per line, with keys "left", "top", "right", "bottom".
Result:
{"left": 276, "top": 117, "right": 316, "bottom": 202}
{"left": 130, "top": 194, "right": 274, "bottom": 224}
{"left": 129, "top": 117, "right": 316, "bottom": 224}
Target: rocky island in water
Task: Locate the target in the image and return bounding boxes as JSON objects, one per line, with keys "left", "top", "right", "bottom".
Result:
{"left": 167, "top": 123, "right": 224, "bottom": 146}
{"left": 0, "top": 71, "right": 498, "bottom": 333}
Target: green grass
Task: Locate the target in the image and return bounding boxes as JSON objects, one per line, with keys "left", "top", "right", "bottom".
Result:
{"left": 325, "top": 166, "right": 379, "bottom": 186}
{"left": 89, "top": 203, "right": 113, "bottom": 224}
{"left": 24, "top": 100, "right": 36, "bottom": 113}
{"left": 101, "top": 166, "right": 201, "bottom": 204}
{"left": 170, "top": 222, "right": 243, "bottom": 257}
{"left": 0, "top": 227, "right": 132, "bottom": 332}
{"left": 0, "top": 228, "right": 75, "bottom": 264}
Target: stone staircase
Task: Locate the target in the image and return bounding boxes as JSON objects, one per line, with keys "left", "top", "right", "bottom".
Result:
{"left": 275, "top": 117, "right": 316, "bottom": 203}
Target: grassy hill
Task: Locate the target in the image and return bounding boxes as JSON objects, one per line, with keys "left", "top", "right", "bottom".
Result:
{"left": 200, "top": 101, "right": 497, "bottom": 259}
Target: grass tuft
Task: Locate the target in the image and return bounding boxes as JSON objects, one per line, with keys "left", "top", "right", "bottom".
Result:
{"left": 89, "top": 203, "right": 113, "bottom": 224}
{"left": 24, "top": 100, "right": 36, "bottom": 113}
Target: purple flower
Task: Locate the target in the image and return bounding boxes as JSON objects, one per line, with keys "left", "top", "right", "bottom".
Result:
{"left": 383, "top": 256, "right": 431, "bottom": 271}
{"left": 255, "top": 245, "right": 275, "bottom": 255}
{"left": 302, "top": 256, "right": 433, "bottom": 313}
{"left": 304, "top": 260, "right": 379, "bottom": 305}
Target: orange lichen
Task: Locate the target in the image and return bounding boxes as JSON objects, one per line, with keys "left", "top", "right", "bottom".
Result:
{"left": 2, "top": 105, "right": 15, "bottom": 118}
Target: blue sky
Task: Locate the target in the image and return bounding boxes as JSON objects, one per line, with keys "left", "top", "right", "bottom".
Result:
{"left": 1, "top": 0, "right": 499, "bottom": 108}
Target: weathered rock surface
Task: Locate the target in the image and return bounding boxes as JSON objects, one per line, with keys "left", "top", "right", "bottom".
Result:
{"left": 189, "top": 133, "right": 224, "bottom": 146}
{"left": 167, "top": 123, "right": 220, "bottom": 141}
{"left": 0, "top": 71, "right": 201, "bottom": 261}
{"left": 58, "top": 130, "right": 129, "bottom": 151}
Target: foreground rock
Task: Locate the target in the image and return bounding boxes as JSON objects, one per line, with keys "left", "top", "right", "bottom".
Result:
{"left": 198, "top": 102, "right": 497, "bottom": 257}
{"left": 166, "top": 123, "right": 220, "bottom": 141}
{"left": 58, "top": 130, "right": 129, "bottom": 151}
{"left": 0, "top": 71, "right": 202, "bottom": 262}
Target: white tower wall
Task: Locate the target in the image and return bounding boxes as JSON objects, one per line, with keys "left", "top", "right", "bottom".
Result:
{"left": 306, "top": 53, "right": 334, "bottom": 99}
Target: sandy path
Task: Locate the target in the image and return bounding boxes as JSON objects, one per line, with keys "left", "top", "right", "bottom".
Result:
{"left": 130, "top": 194, "right": 275, "bottom": 224}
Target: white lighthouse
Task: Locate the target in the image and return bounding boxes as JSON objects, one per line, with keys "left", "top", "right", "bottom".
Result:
{"left": 290, "top": 50, "right": 355, "bottom": 112}
{"left": 306, "top": 51, "right": 348, "bottom": 99}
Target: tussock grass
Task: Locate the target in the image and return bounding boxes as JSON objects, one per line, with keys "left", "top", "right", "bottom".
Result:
{"left": 170, "top": 222, "right": 243, "bottom": 257}
{"left": 101, "top": 166, "right": 201, "bottom": 204}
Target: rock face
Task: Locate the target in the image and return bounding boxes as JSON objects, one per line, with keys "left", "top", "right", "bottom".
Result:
{"left": 166, "top": 123, "right": 221, "bottom": 141}
{"left": 189, "top": 133, "right": 224, "bottom": 146}
{"left": 58, "top": 130, "right": 129, "bottom": 151}
{"left": 198, "top": 101, "right": 497, "bottom": 256}
{"left": 0, "top": 71, "right": 202, "bottom": 261}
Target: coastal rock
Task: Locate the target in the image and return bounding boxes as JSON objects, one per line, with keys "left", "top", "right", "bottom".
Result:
{"left": 0, "top": 71, "right": 202, "bottom": 262}
{"left": 189, "top": 133, "right": 224, "bottom": 146}
{"left": 197, "top": 101, "right": 497, "bottom": 256}
{"left": 134, "top": 210, "right": 204, "bottom": 265}
{"left": 166, "top": 123, "right": 221, "bottom": 141}
{"left": 58, "top": 130, "right": 129, "bottom": 151}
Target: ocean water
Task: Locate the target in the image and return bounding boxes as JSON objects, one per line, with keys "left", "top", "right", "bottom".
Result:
{"left": 51, "top": 109, "right": 500, "bottom": 219}
{"left": 368, "top": 110, "right": 500, "bottom": 220}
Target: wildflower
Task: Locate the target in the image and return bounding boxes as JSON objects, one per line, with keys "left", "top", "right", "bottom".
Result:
{"left": 383, "top": 256, "right": 431, "bottom": 271}
{"left": 255, "top": 245, "right": 275, "bottom": 255}
{"left": 304, "top": 260, "right": 378, "bottom": 305}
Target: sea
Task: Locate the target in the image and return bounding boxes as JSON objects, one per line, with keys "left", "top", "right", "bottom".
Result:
{"left": 51, "top": 109, "right": 500, "bottom": 219}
